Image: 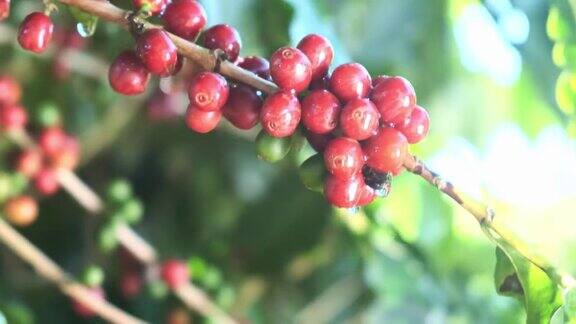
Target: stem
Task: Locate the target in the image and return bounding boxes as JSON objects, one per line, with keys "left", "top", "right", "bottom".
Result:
{"left": 0, "top": 218, "right": 145, "bottom": 324}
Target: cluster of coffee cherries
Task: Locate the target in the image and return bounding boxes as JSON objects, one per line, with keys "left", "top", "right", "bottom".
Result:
{"left": 0, "top": 75, "right": 81, "bottom": 226}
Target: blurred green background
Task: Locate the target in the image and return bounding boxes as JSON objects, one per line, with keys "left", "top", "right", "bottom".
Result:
{"left": 1, "top": 0, "right": 576, "bottom": 323}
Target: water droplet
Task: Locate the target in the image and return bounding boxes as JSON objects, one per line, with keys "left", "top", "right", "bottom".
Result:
{"left": 77, "top": 22, "right": 96, "bottom": 38}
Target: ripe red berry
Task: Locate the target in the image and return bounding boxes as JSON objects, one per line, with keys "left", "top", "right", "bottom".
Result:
{"left": 357, "top": 184, "right": 376, "bottom": 206}
{"left": 395, "top": 105, "right": 430, "bottom": 144}
{"left": 222, "top": 84, "right": 262, "bottom": 130}
{"left": 0, "top": 104, "right": 27, "bottom": 130}
{"left": 34, "top": 168, "right": 60, "bottom": 196}
{"left": 203, "top": 24, "right": 242, "bottom": 62}
{"left": 72, "top": 286, "right": 105, "bottom": 318}
{"left": 324, "top": 137, "right": 364, "bottom": 179}
{"left": 50, "top": 136, "right": 80, "bottom": 170}
{"left": 340, "top": 98, "right": 380, "bottom": 140}
{"left": 305, "top": 131, "right": 334, "bottom": 153}
{"left": 372, "top": 75, "right": 390, "bottom": 88}
{"left": 0, "top": 75, "right": 21, "bottom": 105}
{"left": 38, "top": 127, "right": 66, "bottom": 157}
{"left": 120, "top": 271, "right": 142, "bottom": 298}
{"left": 370, "top": 76, "right": 416, "bottom": 125}
{"left": 15, "top": 149, "right": 42, "bottom": 177}
{"left": 260, "top": 91, "right": 301, "bottom": 138}
{"left": 297, "top": 34, "right": 334, "bottom": 81}
{"left": 136, "top": 29, "right": 178, "bottom": 77}
{"left": 187, "top": 72, "right": 229, "bottom": 111}
{"left": 270, "top": 47, "right": 312, "bottom": 94}
{"left": 185, "top": 105, "right": 222, "bottom": 133}
{"left": 329, "top": 63, "right": 371, "bottom": 102}
{"left": 301, "top": 90, "right": 340, "bottom": 135}
{"left": 0, "top": 0, "right": 9, "bottom": 21}
{"left": 364, "top": 128, "right": 408, "bottom": 175}
{"left": 324, "top": 174, "right": 363, "bottom": 208}
{"left": 4, "top": 195, "right": 38, "bottom": 227}
{"left": 132, "top": 0, "right": 168, "bottom": 16}
{"left": 163, "top": 0, "right": 207, "bottom": 41}
{"left": 17, "top": 12, "right": 54, "bottom": 53}
{"left": 161, "top": 259, "right": 189, "bottom": 289}
{"left": 109, "top": 51, "right": 150, "bottom": 95}
{"left": 238, "top": 56, "right": 271, "bottom": 80}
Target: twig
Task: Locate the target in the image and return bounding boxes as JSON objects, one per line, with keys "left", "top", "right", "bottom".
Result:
{"left": 0, "top": 218, "right": 145, "bottom": 324}
{"left": 174, "top": 284, "right": 237, "bottom": 324}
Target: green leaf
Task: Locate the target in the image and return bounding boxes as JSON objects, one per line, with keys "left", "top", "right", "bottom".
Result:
{"left": 255, "top": 0, "right": 294, "bottom": 54}
{"left": 69, "top": 6, "right": 99, "bottom": 37}
{"left": 494, "top": 247, "right": 563, "bottom": 324}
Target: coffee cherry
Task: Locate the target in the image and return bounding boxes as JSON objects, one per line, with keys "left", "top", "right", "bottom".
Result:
{"left": 270, "top": 47, "right": 312, "bottom": 94}
{"left": 260, "top": 91, "right": 301, "bottom": 138}
{"left": 136, "top": 29, "right": 178, "bottom": 77}
{"left": 357, "top": 184, "right": 376, "bottom": 206}
{"left": 0, "top": 75, "right": 21, "bottom": 105}
{"left": 50, "top": 136, "right": 80, "bottom": 170}
{"left": 15, "top": 150, "right": 42, "bottom": 178}
{"left": 324, "top": 137, "right": 364, "bottom": 179}
{"left": 166, "top": 308, "right": 191, "bottom": 324}
{"left": 120, "top": 271, "right": 142, "bottom": 298}
{"left": 364, "top": 127, "right": 408, "bottom": 175}
{"left": 301, "top": 90, "right": 341, "bottom": 135}
{"left": 82, "top": 265, "right": 105, "bottom": 288}
{"left": 132, "top": 0, "right": 167, "bottom": 16}
{"left": 222, "top": 84, "right": 262, "bottom": 130}
{"left": 185, "top": 105, "right": 221, "bottom": 133}
{"left": 370, "top": 76, "right": 416, "bottom": 125}
{"left": 372, "top": 75, "right": 389, "bottom": 88}
{"left": 203, "top": 24, "right": 242, "bottom": 62}
{"left": 4, "top": 195, "right": 38, "bottom": 227}
{"left": 329, "top": 63, "right": 371, "bottom": 102}
{"left": 161, "top": 259, "right": 189, "bottom": 289}
{"left": 0, "top": 0, "right": 9, "bottom": 21}
{"left": 38, "top": 127, "right": 66, "bottom": 157}
{"left": 394, "top": 105, "right": 429, "bottom": 144}
{"left": 255, "top": 130, "right": 291, "bottom": 163}
{"left": 187, "top": 72, "right": 229, "bottom": 111}
{"left": 237, "top": 56, "right": 271, "bottom": 80}
{"left": 340, "top": 98, "right": 380, "bottom": 140}
{"left": 297, "top": 34, "right": 334, "bottom": 80}
{"left": 163, "top": 0, "right": 207, "bottom": 41}
{"left": 305, "top": 131, "right": 334, "bottom": 153}
{"left": 299, "top": 153, "right": 327, "bottom": 192}
{"left": 34, "top": 168, "right": 60, "bottom": 196}
{"left": 17, "top": 12, "right": 54, "bottom": 53}
{"left": 109, "top": 51, "right": 150, "bottom": 95}
{"left": 0, "top": 104, "right": 27, "bottom": 130}
{"left": 72, "top": 286, "right": 105, "bottom": 318}
{"left": 324, "top": 174, "right": 363, "bottom": 208}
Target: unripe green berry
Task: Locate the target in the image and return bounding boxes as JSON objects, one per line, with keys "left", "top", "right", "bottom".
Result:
{"left": 147, "top": 280, "right": 168, "bottom": 299}
{"left": 36, "top": 102, "right": 61, "bottom": 127}
{"left": 298, "top": 154, "right": 326, "bottom": 193}
{"left": 82, "top": 265, "right": 105, "bottom": 287}
{"left": 0, "top": 172, "right": 13, "bottom": 203}
{"left": 202, "top": 266, "right": 222, "bottom": 289}
{"left": 98, "top": 221, "right": 119, "bottom": 253}
{"left": 255, "top": 130, "right": 291, "bottom": 163}
{"left": 120, "top": 199, "right": 144, "bottom": 224}
{"left": 10, "top": 173, "right": 28, "bottom": 197}
{"left": 188, "top": 256, "right": 206, "bottom": 279}
{"left": 106, "top": 179, "right": 132, "bottom": 203}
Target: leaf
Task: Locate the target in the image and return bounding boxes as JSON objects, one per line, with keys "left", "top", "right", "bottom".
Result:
{"left": 494, "top": 247, "right": 563, "bottom": 324}
{"left": 68, "top": 6, "right": 99, "bottom": 37}
{"left": 255, "top": 0, "right": 294, "bottom": 54}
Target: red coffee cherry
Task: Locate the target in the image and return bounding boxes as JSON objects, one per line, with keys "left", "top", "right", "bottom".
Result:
{"left": 166, "top": 308, "right": 191, "bottom": 324}
{"left": 260, "top": 91, "right": 301, "bottom": 138}
{"left": 187, "top": 72, "right": 229, "bottom": 111}
{"left": 203, "top": 24, "right": 242, "bottom": 62}
{"left": 132, "top": 0, "right": 168, "bottom": 16}
{"left": 370, "top": 76, "right": 416, "bottom": 125}
{"left": 163, "top": 0, "right": 207, "bottom": 41}
{"left": 120, "top": 271, "right": 142, "bottom": 298}
{"left": 4, "top": 195, "right": 38, "bottom": 227}
{"left": 270, "top": 47, "right": 312, "bottom": 94}
{"left": 18, "top": 12, "right": 54, "bottom": 53}
{"left": 109, "top": 51, "right": 150, "bottom": 95}
{"left": 329, "top": 63, "right": 371, "bottom": 102}
{"left": 136, "top": 29, "right": 178, "bottom": 77}
{"left": 50, "top": 136, "right": 80, "bottom": 170}
{"left": 395, "top": 105, "right": 430, "bottom": 144}
{"left": 305, "top": 131, "right": 334, "bottom": 153}
{"left": 0, "top": 104, "right": 27, "bottom": 130}
{"left": 297, "top": 34, "right": 334, "bottom": 81}
{"left": 72, "top": 286, "right": 105, "bottom": 318}
{"left": 222, "top": 84, "right": 262, "bottom": 130}
{"left": 324, "top": 174, "right": 363, "bottom": 208}
{"left": 185, "top": 105, "right": 222, "bottom": 133}
{"left": 324, "top": 137, "right": 364, "bottom": 179}
{"left": 372, "top": 75, "right": 390, "bottom": 88}
{"left": 0, "top": 0, "right": 10, "bottom": 21}
{"left": 340, "top": 98, "right": 380, "bottom": 140}
{"left": 15, "top": 149, "right": 42, "bottom": 178}
{"left": 161, "top": 259, "right": 189, "bottom": 289}
{"left": 364, "top": 127, "right": 408, "bottom": 175}
{"left": 238, "top": 56, "right": 271, "bottom": 80}
{"left": 0, "top": 75, "right": 21, "bottom": 105}
{"left": 301, "top": 90, "right": 340, "bottom": 135}
{"left": 38, "top": 127, "right": 67, "bottom": 157}
{"left": 357, "top": 183, "right": 376, "bottom": 206}
{"left": 34, "top": 168, "right": 60, "bottom": 196}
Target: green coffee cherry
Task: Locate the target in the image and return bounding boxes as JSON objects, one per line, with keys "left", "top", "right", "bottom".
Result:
{"left": 0, "top": 172, "right": 13, "bottom": 203}
{"left": 120, "top": 199, "right": 144, "bottom": 224}
{"left": 36, "top": 102, "right": 61, "bottom": 127}
{"left": 298, "top": 154, "right": 327, "bottom": 193}
{"left": 188, "top": 256, "right": 207, "bottom": 279}
{"left": 82, "top": 265, "right": 105, "bottom": 287}
{"left": 98, "top": 221, "right": 119, "bottom": 253}
{"left": 256, "top": 130, "right": 291, "bottom": 163}
{"left": 216, "top": 285, "right": 235, "bottom": 309}
{"left": 147, "top": 280, "right": 168, "bottom": 299}
{"left": 202, "top": 266, "right": 222, "bottom": 290}
{"left": 106, "top": 179, "right": 132, "bottom": 203}
{"left": 10, "top": 173, "right": 28, "bottom": 198}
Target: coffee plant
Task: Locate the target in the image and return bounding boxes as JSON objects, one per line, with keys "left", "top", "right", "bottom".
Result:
{"left": 0, "top": 0, "right": 574, "bottom": 323}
